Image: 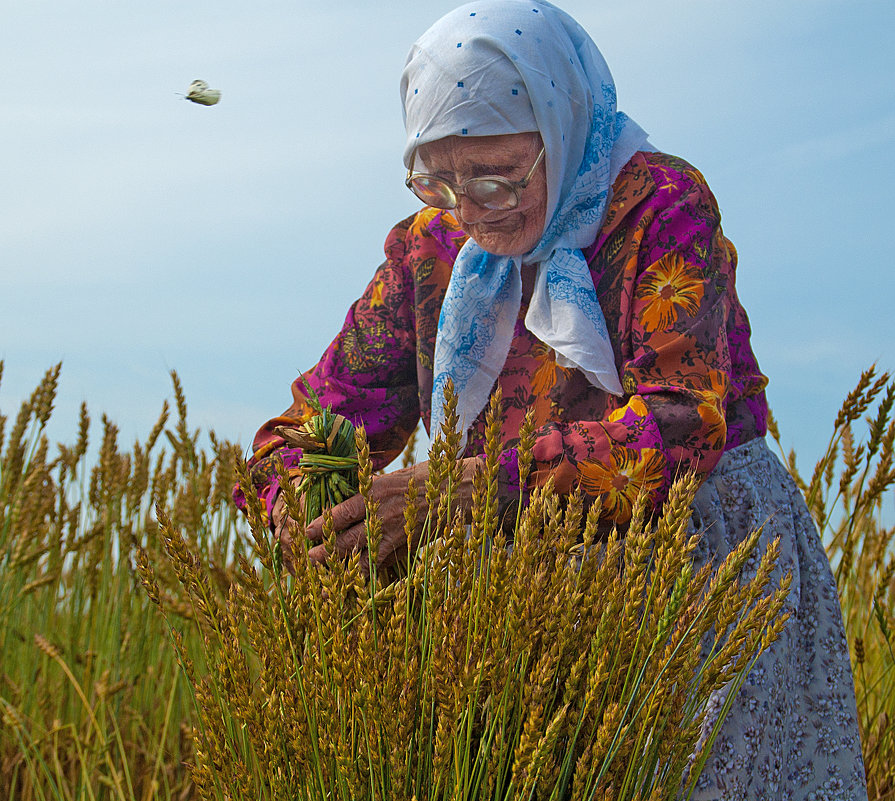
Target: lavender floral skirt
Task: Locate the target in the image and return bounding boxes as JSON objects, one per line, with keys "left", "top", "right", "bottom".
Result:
{"left": 688, "top": 437, "right": 867, "bottom": 800}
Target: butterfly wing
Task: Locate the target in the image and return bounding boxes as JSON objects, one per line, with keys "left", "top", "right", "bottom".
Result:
{"left": 185, "top": 80, "right": 221, "bottom": 106}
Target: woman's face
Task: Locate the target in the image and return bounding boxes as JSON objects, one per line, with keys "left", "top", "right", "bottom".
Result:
{"left": 417, "top": 132, "right": 547, "bottom": 257}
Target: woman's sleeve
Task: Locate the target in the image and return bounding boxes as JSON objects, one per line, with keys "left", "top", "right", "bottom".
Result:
{"left": 520, "top": 168, "right": 750, "bottom": 524}
{"left": 234, "top": 215, "right": 422, "bottom": 522}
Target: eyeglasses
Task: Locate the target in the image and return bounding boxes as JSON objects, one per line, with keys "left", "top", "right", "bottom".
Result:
{"left": 405, "top": 145, "right": 545, "bottom": 211}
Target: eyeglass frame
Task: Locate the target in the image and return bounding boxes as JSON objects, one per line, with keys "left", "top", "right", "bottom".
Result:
{"left": 405, "top": 144, "right": 546, "bottom": 211}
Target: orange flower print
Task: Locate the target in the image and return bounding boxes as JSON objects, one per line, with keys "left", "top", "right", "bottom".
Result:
{"left": 635, "top": 253, "right": 704, "bottom": 333}
{"left": 696, "top": 370, "right": 729, "bottom": 449}
{"left": 531, "top": 342, "right": 571, "bottom": 397}
{"left": 369, "top": 279, "right": 385, "bottom": 309}
{"left": 577, "top": 446, "right": 666, "bottom": 522}
{"left": 608, "top": 395, "right": 649, "bottom": 423}
{"left": 409, "top": 206, "right": 442, "bottom": 235}
{"left": 683, "top": 167, "right": 707, "bottom": 187}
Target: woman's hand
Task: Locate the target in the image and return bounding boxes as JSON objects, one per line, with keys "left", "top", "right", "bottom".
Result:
{"left": 303, "top": 458, "right": 479, "bottom": 573}
{"left": 270, "top": 478, "right": 304, "bottom": 574}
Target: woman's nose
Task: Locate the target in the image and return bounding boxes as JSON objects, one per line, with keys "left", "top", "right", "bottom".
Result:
{"left": 456, "top": 194, "right": 496, "bottom": 225}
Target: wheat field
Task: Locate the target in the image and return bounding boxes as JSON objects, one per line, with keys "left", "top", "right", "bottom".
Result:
{"left": 1, "top": 362, "right": 892, "bottom": 800}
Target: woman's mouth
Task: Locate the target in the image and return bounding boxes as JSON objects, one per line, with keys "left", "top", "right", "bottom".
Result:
{"left": 473, "top": 216, "right": 515, "bottom": 232}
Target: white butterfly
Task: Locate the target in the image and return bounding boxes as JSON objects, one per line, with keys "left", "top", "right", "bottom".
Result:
{"left": 185, "top": 79, "right": 221, "bottom": 106}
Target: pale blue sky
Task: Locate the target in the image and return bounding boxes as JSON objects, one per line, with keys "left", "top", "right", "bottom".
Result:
{"left": 1, "top": 0, "right": 893, "bottom": 472}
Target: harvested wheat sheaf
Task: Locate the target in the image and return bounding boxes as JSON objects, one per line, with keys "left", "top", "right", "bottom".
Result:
{"left": 142, "top": 384, "right": 790, "bottom": 801}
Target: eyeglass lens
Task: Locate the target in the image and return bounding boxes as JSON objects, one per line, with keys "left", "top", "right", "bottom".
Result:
{"left": 409, "top": 176, "right": 518, "bottom": 210}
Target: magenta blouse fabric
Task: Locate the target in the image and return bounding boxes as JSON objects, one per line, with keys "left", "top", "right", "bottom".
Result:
{"left": 236, "top": 151, "right": 769, "bottom": 525}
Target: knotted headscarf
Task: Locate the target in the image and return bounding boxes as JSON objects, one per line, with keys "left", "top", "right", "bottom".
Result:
{"left": 400, "top": 0, "right": 650, "bottom": 442}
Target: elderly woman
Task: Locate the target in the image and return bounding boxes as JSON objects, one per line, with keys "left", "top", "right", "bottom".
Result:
{"left": 236, "top": 1, "right": 866, "bottom": 797}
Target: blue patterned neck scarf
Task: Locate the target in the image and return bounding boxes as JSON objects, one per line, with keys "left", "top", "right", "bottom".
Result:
{"left": 401, "top": 0, "right": 650, "bottom": 443}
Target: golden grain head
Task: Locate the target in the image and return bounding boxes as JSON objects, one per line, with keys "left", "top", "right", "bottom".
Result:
{"left": 33, "top": 633, "right": 61, "bottom": 661}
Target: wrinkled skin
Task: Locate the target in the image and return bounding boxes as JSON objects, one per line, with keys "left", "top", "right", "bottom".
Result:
{"left": 273, "top": 132, "right": 547, "bottom": 571}
{"left": 272, "top": 459, "right": 479, "bottom": 574}
{"left": 417, "top": 132, "right": 547, "bottom": 256}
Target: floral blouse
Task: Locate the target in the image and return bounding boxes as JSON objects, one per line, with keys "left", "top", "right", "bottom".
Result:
{"left": 237, "top": 151, "right": 769, "bottom": 525}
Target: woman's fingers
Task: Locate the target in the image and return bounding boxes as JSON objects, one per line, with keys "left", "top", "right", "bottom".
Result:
{"left": 305, "top": 492, "right": 366, "bottom": 542}
{"left": 307, "top": 543, "right": 326, "bottom": 564}
{"left": 270, "top": 492, "right": 285, "bottom": 529}
{"left": 271, "top": 481, "right": 305, "bottom": 574}
{"left": 307, "top": 523, "right": 367, "bottom": 565}
{"left": 302, "top": 461, "right": 451, "bottom": 568}
{"left": 276, "top": 521, "right": 297, "bottom": 575}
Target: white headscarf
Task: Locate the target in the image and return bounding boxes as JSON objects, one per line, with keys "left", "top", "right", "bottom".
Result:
{"left": 400, "top": 0, "right": 650, "bottom": 443}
